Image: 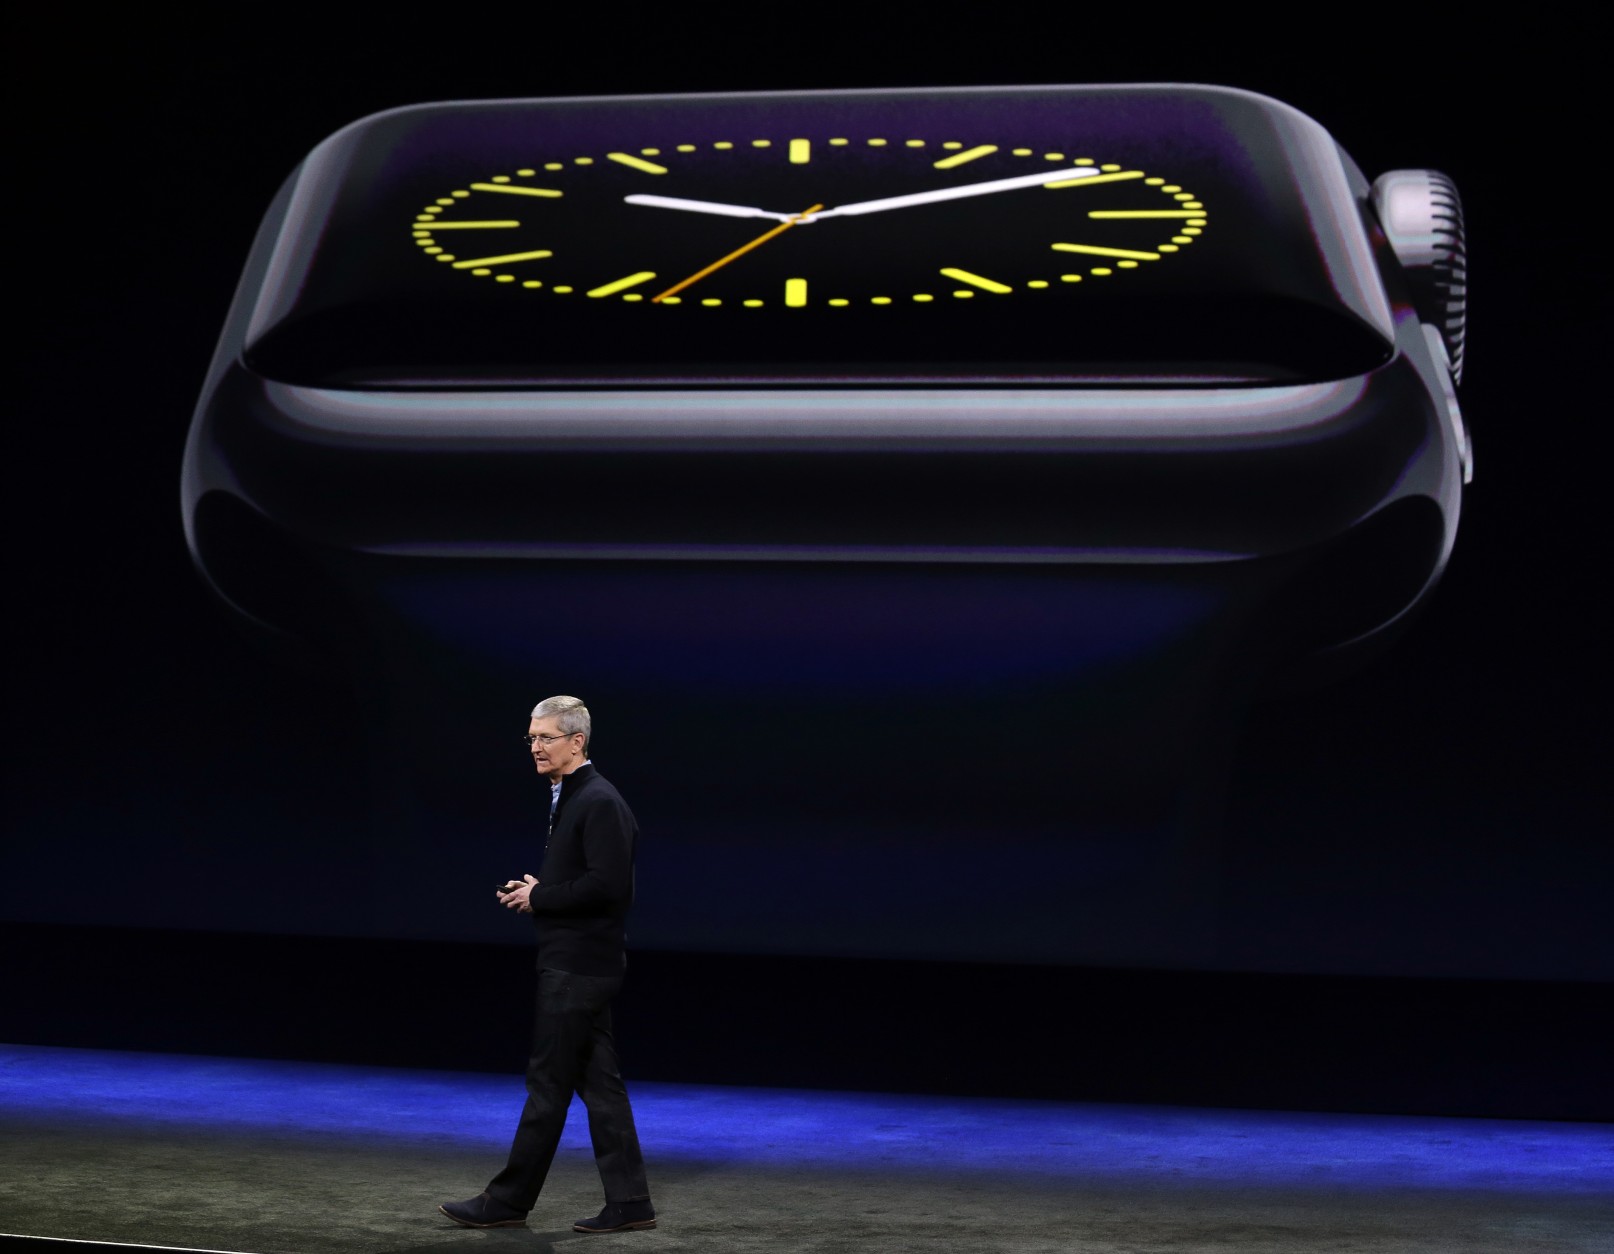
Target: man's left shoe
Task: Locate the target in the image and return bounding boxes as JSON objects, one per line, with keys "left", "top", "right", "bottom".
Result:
{"left": 439, "top": 1192, "right": 529, "bottom": 1228}
{"left": 573, "top": 1200, "right": 658, "bottom": 1233}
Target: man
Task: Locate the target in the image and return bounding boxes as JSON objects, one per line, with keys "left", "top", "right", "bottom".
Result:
{"left": 440, "top": 695, "right": 655, "bottom": 1234}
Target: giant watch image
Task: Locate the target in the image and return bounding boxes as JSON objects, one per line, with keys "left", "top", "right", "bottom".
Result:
{"left": 183, "top": 85, "right": 1469, "bottom": 965}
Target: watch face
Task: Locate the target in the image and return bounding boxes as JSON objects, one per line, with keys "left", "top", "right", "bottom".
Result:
{"left": 245, "top": 86, "right": 1395, "bottom": 387}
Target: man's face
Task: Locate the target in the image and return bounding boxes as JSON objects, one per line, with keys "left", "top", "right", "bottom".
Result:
{"left": 529, "top": 716, "right": 585, "bottom": 782}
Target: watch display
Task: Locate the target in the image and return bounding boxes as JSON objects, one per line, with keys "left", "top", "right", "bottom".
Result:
{"left": 244, "top": 87, "right": 1394, "bottom": 386}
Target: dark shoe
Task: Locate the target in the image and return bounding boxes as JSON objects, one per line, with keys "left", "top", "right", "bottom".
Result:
{"left": 439, "top": 1192, "right": 528, "bottom": 1228}
{"left": 573, "top": 1200, "right": 657, "bottom": 1233}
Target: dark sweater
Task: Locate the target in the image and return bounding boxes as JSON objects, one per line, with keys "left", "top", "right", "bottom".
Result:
{"left": 528, "top": 763, "right": 637, "bottom": 975}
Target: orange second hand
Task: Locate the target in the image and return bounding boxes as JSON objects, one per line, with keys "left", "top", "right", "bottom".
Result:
{"left": 651, "top": 204, "right": 824, "bottom": 303}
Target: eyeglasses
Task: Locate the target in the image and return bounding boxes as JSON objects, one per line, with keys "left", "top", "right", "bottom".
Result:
{"left": 524, "top": 732, "right": 581, "bottom": 747}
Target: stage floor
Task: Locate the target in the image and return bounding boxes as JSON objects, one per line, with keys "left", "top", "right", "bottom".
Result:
{"left": 1, "top": 1044, "right": 1608, "bottom": 1253}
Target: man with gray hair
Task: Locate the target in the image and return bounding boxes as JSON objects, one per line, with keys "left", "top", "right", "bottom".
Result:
{"left": 440, "top": 696, "right": 655, "bottom": 1234}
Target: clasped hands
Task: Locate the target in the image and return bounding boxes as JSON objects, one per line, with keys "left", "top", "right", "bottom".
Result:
{"left": 497, "top": 874, "right": 538, "bottom": 913}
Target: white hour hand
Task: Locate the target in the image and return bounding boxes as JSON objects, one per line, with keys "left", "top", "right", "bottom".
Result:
{"left": 816, "top": 166, "right": 1098, "bottom": 219}
{"left": 625, "top": 194, "right": 793, "bottom": 222}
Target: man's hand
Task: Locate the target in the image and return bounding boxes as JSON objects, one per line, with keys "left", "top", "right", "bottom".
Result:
{"left": 496, "top": 874, "right": 539, "bottom": 914}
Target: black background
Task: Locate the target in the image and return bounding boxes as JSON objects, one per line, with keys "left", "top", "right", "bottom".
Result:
{"left": 8, "top": 15, "right": 1609, "bottom": 1113}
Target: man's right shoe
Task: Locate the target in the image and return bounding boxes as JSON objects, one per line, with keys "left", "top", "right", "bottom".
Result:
{"left": 439, "top": 1192, "right": 529, "bottom": 1228}
{"left": 573, "top": 1200, "right": 658, "bottom": 1233}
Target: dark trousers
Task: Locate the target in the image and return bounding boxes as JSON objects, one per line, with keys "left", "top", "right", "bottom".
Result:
{"left": 486, "top": 968, "right": 651, "bottom": 1211}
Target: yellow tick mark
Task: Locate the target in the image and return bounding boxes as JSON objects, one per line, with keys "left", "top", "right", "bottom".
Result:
{"left": 1088, "top": 210, "right": 1207, "bottom": 219}
{"left": 934, "top": 145, "right": 997, "bottom": 170}
{"left": 1051, "top": 243, "right": 1161, "bottom": 261}
{"left": 939, "top": 267, "right": 1011, "bottom": 294}
{"left": 607, "top": 153, "right": 667, "bottom": 174}
{"left": 1045, "top": 170, "right": 1147, "bottom": 190}
{"left": 450, "top": 249, "right": 555, "bottom": 269}
{"left": 470, "top": 183, "right": 564, "bottom": 198}
{"left": 426, "top": 220, "right": 522, "bottom": 230}
{"left": 587, "top": 271, "right": 657, "bottom": 298}
{"left": 789, "top": 139, "right": 811, "bottom": 164}
{"left": 785, "top": 278, "right": 808, "bottom": 307}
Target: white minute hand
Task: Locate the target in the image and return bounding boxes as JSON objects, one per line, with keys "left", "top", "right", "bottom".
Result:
{"left": 813, "top": 166, "right": 1097, "bottom": 220}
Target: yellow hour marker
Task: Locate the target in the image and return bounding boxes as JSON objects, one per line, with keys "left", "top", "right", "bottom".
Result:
{"left": 939, "top": 267, "right": 1011, "bottom": 294}
{"left": 1088, "top": 209, "right": 1207, "bottom": 219}
{"left": 607, "top": 153, "right": 668, "bottom": 175}
{"left": 450, "top": 249, "right": 555, "bottom": 269}
{"left": 789, "top": 138, "right": 811, "bottom": 164}
{"left": 934, "top": 145, "right": 997, "bottom": 170}
{"left": 1045, "top": 170, "right": 1146, "bottom": 189}
{"left": 1051, "top": 243, "right": 1161, "bottom": 261}
{"left": 426, "top": 220, "right": 522, "bottom": 229}
{"left": 470, "top": 183, "right": 564, "bottom": 198}
{"left": 785, "top": 278, "right": 808, "bottom": 307}
{"left": 587, "top": 271, "right": 657, "bottom": 298}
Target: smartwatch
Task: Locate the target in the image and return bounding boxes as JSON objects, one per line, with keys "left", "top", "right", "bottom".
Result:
{"left": 183, "top": 85, "right": 1469, "bottom": 964}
